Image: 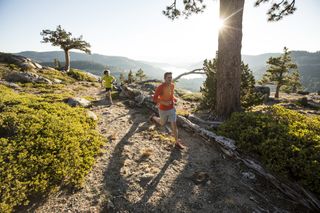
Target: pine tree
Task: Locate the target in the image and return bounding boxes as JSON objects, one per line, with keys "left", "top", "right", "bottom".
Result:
{"left": 281, "top": 70, "right": 302, "bottom": 93}
{"left": 135, "top": 68, "right": 147, "bottom": 81}
{"left": 127, "top": 70, "right": 135, "bottom": 83}
{"left": 119, "top": 73, "right": 126, "bottom": 84}
{"left": 53, "top": 58, "right": 61, "bottom": 70}
{"left": 240, "top": 63, "right": 263, "bottom": 109}
{"left": 41, "top": 25, "right": 91, "bottom": 72}
{"left": 200, "top": 58, "right": 217, "bottom": 111}
{"left": 200, "top": 57, "right": 262, "bottom": 111}
{"left": 259, "top": 47, "right": 298, "bottom": 98}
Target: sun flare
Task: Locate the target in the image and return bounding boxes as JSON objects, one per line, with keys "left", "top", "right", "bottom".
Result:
{"left": 217, "top": 18, "right": 225, "bottom": 30}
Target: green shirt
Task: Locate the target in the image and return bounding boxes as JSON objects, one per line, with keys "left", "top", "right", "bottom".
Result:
{"left": 102, "top": 75, "right": 116, "bottom": 88}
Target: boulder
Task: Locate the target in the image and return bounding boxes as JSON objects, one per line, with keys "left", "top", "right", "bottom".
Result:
{"left": 67, "top": 97, "right": 91, "bottom": 107}
{"left": 4, "top": 71, "right": 52, "bottom": 84}
{"left": 298, "top": 97, "right": 308, "bottom": 106}
{"left": 254, "top": 86, "right": 270, "bottom": 102}
{"left": 86, "top": 110, "right": 98, "bottom": 121}
{"left": 297, "top": 91, "right": 310, "bottom": 95}
{"left": 0, "top": 80, "right": 21, "bottom": 90}
{"left": 0, "top": 52, "right": 42, "bottom": 70}
{"left": 53, "top": 78, "right": 63, "bottom": 84}
{"left": 42, "top": 66, "right": 57, "bottom": 71}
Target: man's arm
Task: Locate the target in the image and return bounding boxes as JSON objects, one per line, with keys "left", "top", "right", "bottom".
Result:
{"left": 153, "top": 85, "right": 161, "bottom": 104}
{"left": 101, "top": 76, "right": 104, "bottom": 87}
{"left": 172, "top": 84, "right": 177, "bottom": 103}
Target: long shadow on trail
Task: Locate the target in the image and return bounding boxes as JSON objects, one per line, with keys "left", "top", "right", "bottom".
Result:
{"left": 102, "top": 131, "right": 182, "bottom": 212}
{"left": 101, "top": 110, "right": 151, "bottom": 212}
{"left": 135, "top": 149, "right": 182, "bottom": 206}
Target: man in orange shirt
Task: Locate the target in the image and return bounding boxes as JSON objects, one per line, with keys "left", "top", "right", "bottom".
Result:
{"left": 150, "top": 72, "right": 185, "bottom": 149}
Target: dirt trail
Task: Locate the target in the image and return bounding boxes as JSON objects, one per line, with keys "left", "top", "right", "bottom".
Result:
{"left": 30, "top": 88, "right": 308, "bottom": 213}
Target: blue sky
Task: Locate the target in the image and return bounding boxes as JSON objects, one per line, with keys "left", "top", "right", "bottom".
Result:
{"left": 0, "top": 0, "right": 319, "bottom": 64}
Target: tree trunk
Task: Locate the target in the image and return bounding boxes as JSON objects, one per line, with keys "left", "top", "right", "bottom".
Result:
{"left": 215, "top": 0, "right": 245, "bottom": 121}
{"left": 64, "top": 49, "right": 70, "bottom": 72}
{"left": 275, "top": 84, "right": 280, "bottom": 98}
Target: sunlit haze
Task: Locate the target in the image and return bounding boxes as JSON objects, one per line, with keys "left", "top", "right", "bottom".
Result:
{"left": 0, "top": 0, "right": 319, "bottom": 64}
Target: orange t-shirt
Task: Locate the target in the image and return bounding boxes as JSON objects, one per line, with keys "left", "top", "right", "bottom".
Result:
{"left": 153, "top": 83, "right": 176, "bottom": 110}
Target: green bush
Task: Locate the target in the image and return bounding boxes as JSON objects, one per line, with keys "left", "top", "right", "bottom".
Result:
{"left": 0, "top": 64, "right": 11, "bottom": 79}
{"left": 67, "top": 69, "right": 97, "bottom": 82}
{"left": 0, "top": 85, "right": 105, "bottom": 212}
{"left": 38, "top": 68, "right": 76, "bottom": 83}
{"left": 218, "top": 105, "right": 320, "bottom": 196}
{"left": 181, "top": 92, "right": 202, "bottom": 102}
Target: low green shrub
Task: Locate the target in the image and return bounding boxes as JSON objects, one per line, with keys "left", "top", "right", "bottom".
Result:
{"left": 181, "top": 92, "right": 202, "bottom": 102}
{"left": 38, "top": 68, "right": 76, "bottom": 83}
{"left": 0, "top": 64, "right": 10, "bottom": 79}
{"left": 7, "top": 64, "right": 20, "bottom": 71}
{"left": 0, "top": 85, "right": 105, "bottom": 211}
{"left": 67, "top": 69, "right": 97, "bottom": 82}
{"left": 218, "top": 105, "right": 320, "bottom": 196}
{"left": 18, "top": 83, "right": 67, "bottom": 95}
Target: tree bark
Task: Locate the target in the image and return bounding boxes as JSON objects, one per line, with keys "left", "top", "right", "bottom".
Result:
{"left": 216, "top": 0, "right": 245, "bottom": 121}
{"left": 64, "top": 49, "right": 70, "bottom": 72}
{"left": 275, "top": 84, "right": 280, "bottom": 98}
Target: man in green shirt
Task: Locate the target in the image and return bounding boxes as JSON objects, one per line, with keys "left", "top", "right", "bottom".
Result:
{"left": 101, "top": 69, "right": 116, "bottom": 105}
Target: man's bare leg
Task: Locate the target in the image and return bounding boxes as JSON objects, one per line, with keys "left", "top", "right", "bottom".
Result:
{"left": 151, "top": 115, "right": 165, "bottom": 126}
{"left": 107, "top": 91, "right": 113, "bottom": 105}
{"left": 171, "top": 121, "right": 184, "bottom": 149}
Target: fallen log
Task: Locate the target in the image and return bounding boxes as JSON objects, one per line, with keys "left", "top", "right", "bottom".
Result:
{"left": 177, "top": 115, "right": 236, "bottom": 151}
{"left": 187, "top": 114, "right": 222, "bottom": 129}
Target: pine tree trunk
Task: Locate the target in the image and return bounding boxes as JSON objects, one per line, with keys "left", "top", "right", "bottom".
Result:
{"left": 215, "top": 0, "right": 245, "bottom": 121}
{"left": 275, "top": 84, "right": 280, "bottom": 98}
{"left": 64, "top": 49, "right": 70, "bottom": 72}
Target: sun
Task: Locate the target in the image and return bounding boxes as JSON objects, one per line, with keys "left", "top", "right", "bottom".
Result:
{"left": 217, "top": 18, "right": 225, "bottom": 30}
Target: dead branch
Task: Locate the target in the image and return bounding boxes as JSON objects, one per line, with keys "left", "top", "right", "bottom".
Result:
{"left": 137, "top": 79, "right": 162, "bottom": 84}
{"left": 173, "top": 68, "right": 204, "bottom": 82}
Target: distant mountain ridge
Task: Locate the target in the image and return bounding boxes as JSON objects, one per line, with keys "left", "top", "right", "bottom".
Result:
{"left": 17, "top": 50, "right": 320, "bottom": 92}
{"left": 17, "top": 51, "right": 166, "bottom": 79}
{"left": 188, "top": 51, "right": 320, "bottom": 92}
{"left": 243, "top": 51, "right": 320, "bottom": 92}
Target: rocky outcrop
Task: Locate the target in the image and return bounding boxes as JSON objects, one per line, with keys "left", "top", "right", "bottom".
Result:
{"left": 0, "top": 52, "right": 42, "bottom": 70}
{"left": 4, "top": 71, "right": 52, "bottom": 84}
{"left": 0, "top": 80, "right": 21, "bottom": 90}
{"left": 0, "top": 53, "right": 55, "bottom": 84}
